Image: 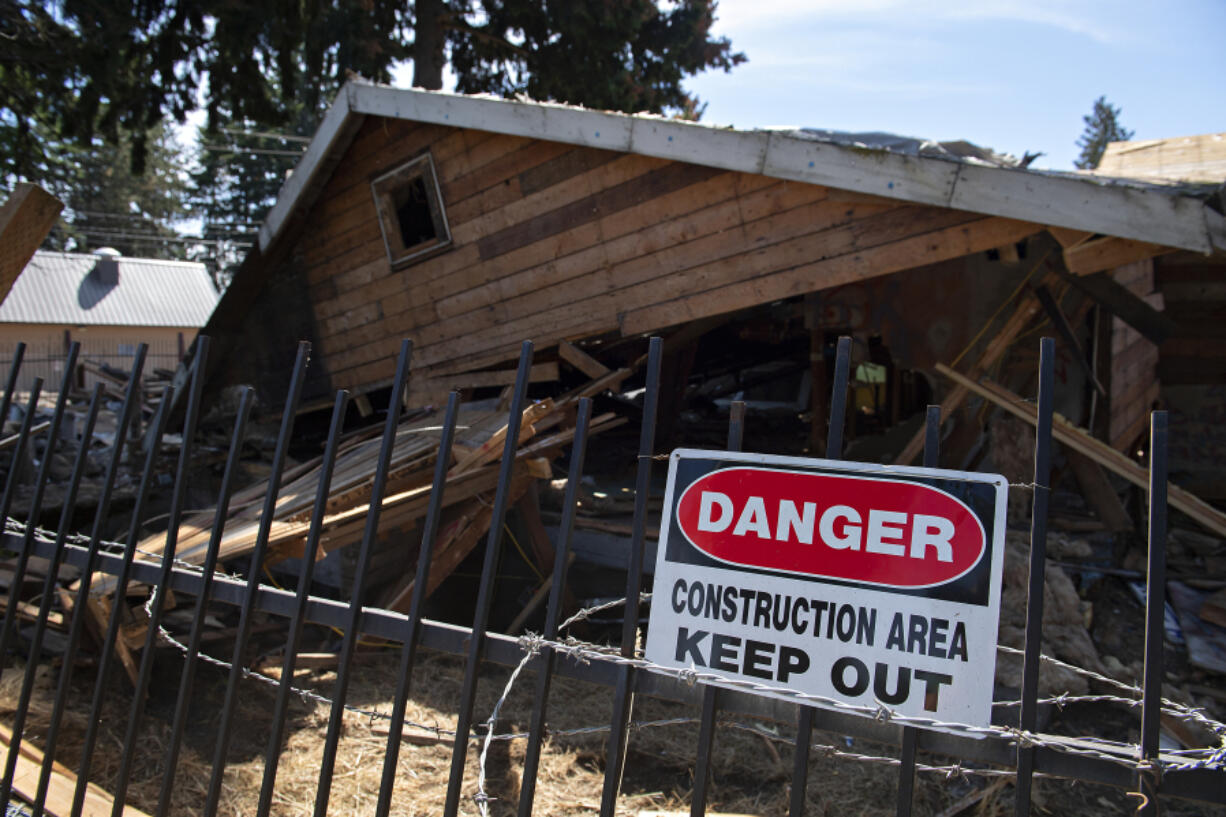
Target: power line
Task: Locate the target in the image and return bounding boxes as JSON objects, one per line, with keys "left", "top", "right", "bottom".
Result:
{"left": 220, "top": 127, "right": 312, "bottom": 144}
{"left": 202, "top": 144, "right": 306, "bottom": 157}
{"left": 49, "top": 226, "right": 252, "bottom": 248}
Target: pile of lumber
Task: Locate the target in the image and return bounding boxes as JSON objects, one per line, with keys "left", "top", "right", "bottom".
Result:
{"left": 79, "top": 357, "right": 175, "bottom": 419}
{"left": 125, "top": 374, "right": 628, "bottom": 611}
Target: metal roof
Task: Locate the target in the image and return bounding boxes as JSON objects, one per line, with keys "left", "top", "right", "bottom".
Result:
{"left": 258, "top": 80, "right": 1226, "bottom": 258}
{"left": 0, "top": 250, "right": 220, "bottom": 327}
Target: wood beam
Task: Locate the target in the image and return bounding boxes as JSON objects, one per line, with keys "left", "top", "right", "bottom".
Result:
{"left": 894, "top": 270, "right": 1053, "bottom": 465}
{"left": 935, "top": 363, "right": 1226, "bottom": 538}
{"left": 0, "top": 183, "right": 63, "bottom": 301}
{"left": 1064, "top": 235, "right": 1172, "bottom": 276}
{"left": 1046, "top": 226, "right": 1095, "bottom": 249}
{"left": 558, "top": 340, "right": 611, "bottom": 379}
{"left": 1058, "top": 269, "right": 1178, "bottom": 346}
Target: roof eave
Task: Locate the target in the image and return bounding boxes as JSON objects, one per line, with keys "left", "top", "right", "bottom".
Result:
{"left": 258, "top": 81, "right": 1225, "bottom": 257}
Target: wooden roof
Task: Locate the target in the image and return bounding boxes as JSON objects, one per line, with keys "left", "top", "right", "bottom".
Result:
{"left": 259, "top": 80, "right": 1226, "bottom": 259}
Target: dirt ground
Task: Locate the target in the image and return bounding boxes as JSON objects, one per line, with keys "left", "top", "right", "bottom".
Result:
{"left": 2, "top": 642, "right": 1223, "bottom": 817}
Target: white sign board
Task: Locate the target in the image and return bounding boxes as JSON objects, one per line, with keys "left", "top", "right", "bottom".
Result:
{"left": 644, "top": 450, "right": 1008, "bottom": 728}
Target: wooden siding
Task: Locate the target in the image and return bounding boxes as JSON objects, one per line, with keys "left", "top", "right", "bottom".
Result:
{"left": 281, "top": 116, "right": 1043, "bottom": 403}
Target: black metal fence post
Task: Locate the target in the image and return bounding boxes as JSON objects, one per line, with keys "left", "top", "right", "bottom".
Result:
{"left": 375, "top": 389, "right": 462, "bottom": 817}
{"left": 30, "top": 344, "right": 148, "bottom": 817}
{"left": 0, "top": 342, "right": 78, "bottom": 688}
{"left": 204, "top": 341, "right": 312, "bottom": 817}
{"left": 0, "top": 342, "right": 26, "bottom": 437}
{"left": 517, "top": 396, "right": 595, "bottom": 817}
{"left": 1139, "top": 410, "right": 1168, "bottom": 815}
{"left": 1015, "top": 337, "right": 1055, "bottom": 815}
{"left": 443, "top": 341, "right": 535, "bottom": 817}
{"left": 599, "top": 336, "right": 663, "bottom": 817}
{"left": 689, "top": 400, "right": 747, "bottom": 817}
{"left": 73, "top": 384, "right": 177, "bottom": 814}
{"left": 313, "top": 341, "right": 412, "bottom": 816}
{"left": 789, "top": 335, "right": 851, "bottom": 817}
{"left": 156, "top": 387, "right": 254, "bottom": 816}
{"left": 895, "top": 403, "right": 943, "bottom": 816}
{"left": 0, "top": 372, "right": 97, "bottom": 805}
{"left": 108, "top": 338, "right": 210, "bottom": 815}
{"left": 257, "top": 389, "right": 350, "bottom": 816}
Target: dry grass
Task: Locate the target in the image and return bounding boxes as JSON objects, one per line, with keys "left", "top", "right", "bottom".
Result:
{"left": 0, "top": 648, "right": 1216, "bottom": 816}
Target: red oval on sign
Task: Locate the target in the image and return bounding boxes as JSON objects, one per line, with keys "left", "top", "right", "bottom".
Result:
{"left": 675, "top": 467, "right": 985, "bottom": 588}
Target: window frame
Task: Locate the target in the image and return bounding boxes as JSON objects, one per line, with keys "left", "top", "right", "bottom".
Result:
{"left": 370, "top": 153, "right": 452, "bottom": 268}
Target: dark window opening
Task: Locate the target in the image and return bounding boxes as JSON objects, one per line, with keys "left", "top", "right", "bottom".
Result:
{"left": 395, "top": 175, "right": 438, "bottom": 247}
{"left": 372, "top": 153, "right": 451, "bottom": 267}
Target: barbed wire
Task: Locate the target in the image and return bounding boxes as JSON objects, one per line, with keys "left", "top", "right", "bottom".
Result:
{"left": 3, "top": 518, "right": 242, "bottom": 582}
{"left": 6, "top": 517, "right": 1224, "bottom": 805}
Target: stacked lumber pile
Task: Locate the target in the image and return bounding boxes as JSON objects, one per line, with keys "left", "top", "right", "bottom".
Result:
{"left": 127, "top": 381, "right": 626, "bottom": 610}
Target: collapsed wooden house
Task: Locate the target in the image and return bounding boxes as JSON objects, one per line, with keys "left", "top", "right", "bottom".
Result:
{"left": 182, "top": 82, "right": 1226, "bottom": 563}
{"left": 201, "top": 80, "right": 1221, "bottom": 417}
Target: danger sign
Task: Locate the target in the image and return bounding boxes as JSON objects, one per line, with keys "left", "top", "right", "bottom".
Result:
{"left": 644, "top": 450, "right": 1008, "bottom": 729}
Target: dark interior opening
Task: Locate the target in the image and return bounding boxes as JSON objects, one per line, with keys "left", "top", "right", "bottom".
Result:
{"left": 394, "top": 175, "right": 438, "bottom": 249}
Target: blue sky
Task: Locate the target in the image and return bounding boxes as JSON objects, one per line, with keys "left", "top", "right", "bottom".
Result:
{"left": 677, "top": 0, "right": 1225, "bottom": 169}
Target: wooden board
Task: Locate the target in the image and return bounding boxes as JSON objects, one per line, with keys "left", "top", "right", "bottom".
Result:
{"left": 0, "top": 184, "right": 63, "bottom": 301}
{"left": 935, "top": 363, "right": 1226, "bottom": 537}
{"left": 0, "top": 723, "right": 150, "bottom": 817}
{"left": 1064, "top": 236, "right": 1172, "bottom": 276}
{"left": 620, "top": 215, "right": 1042, "bottom": 334}
{"left": 558, "top": 341, "right": 610, "bottom": 379}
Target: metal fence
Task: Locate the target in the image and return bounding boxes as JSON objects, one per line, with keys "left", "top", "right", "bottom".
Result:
{"left": 0, "top": 334, "right": 1222, "bottom": 816}
{"left": 0, "top": 339, "right": 183, "bottom": 395}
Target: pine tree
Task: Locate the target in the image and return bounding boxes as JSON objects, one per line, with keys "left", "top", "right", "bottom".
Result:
{"left": 4, "top": 1, "right": 743, "bottom": 176}
{"left": 1074, "top": 96, "right": 1135, "bottom": 170}
{"left": 21, "top": 122, "right": 193, "bottom": 259}
{"left": 434, "top": 0, "right": 744, "bottom": 114}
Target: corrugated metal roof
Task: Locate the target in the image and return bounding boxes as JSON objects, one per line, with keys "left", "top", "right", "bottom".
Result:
{"left": 0, "top": 250, "right": 220, "bottom": 327}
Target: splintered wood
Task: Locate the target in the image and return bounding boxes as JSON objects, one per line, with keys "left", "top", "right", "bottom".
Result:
{"left": 119, "top": 390, "right": 622, "bottom": 610}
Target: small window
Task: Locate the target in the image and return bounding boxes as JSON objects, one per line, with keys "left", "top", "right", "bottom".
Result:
{"left": 371, "top": 154, "right": 451, "bottom": 267}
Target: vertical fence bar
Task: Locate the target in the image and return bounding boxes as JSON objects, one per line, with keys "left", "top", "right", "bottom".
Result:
{"left": 108, "top": 337, "right": 210, "bottom": 815}
{"left": 257, "top": 390, "right": 350, "bottom": 816}
{"left": 443, "top": 341, "right": 535, "bottom": 817}
{"left": 1014, "top": 337, "right": 1055, "bottom": 816}
{"left": 0, "top": 380, "right": 43, "bottom": 574}
{"left": 0, "top": 342, "right": 26, "bottom": 436}
{"left": 1138, "top": 410, "right": 1168, "bottom": 815}
{"left": 204, "top": 341, "right": 312, "bottom": 817}
{"left": 0, "top": 384, "right": 58, "bottom": 812}
{"left": 31, "top": 344, "right": 147, "bottom": 817}
{"left": 789, "top": 335, "right": 851, "bottom": 817}
{"left": 894, "top": 403, "right": 942, "bottom": 817}
{"left": 690, "top": 400, "right": 747, "bottom": 817}
{"left": 517, "top": 397, "right": 595, "bottom": 817}
{"left": 72, "top": 384, "right": 176, "bottom": 814}
{"left": 375, "top": 390, "right": 461, "bottom": 817}
{"left": 155, "top": 387, "right": 254, "bottom": 816}
{"left": 313, "top": 340, "right": 412, "bottom": 817}
{"left": 599, "top": 336, "right": 664, "bottom": 817}
{"left": 0, "top": 377, "right": 98, "bottom": 805}
{"left": 0, "top": 342, "right": 79, "bottom": 683}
